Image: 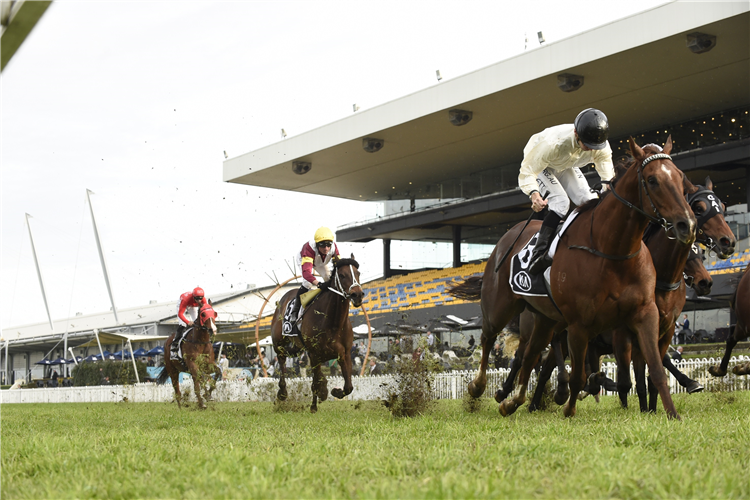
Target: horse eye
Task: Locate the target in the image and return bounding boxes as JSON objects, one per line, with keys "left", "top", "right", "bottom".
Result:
{"left": 647, "top": 176, "right": 658, "bottom": 186}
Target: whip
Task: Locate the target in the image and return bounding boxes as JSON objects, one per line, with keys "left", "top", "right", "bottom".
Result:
{"left": 494, "top": 192, "right": 548, "bottom": 273}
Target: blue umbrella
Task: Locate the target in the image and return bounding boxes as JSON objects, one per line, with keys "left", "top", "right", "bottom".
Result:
{"left": 133, "top": 348, "right": 149, "bottom": 357}
{"left": 146, "top": 346, "right": 164, "bottom": 356}
{"left": 83, "top": 355, "right": 98, "bottom": 362}
{"left": 35, "top": 359, "right": 53, "bottom": 365}
{"left": 50, "top": 358, "right": 68, "bottom": 365}
{"left": 112, "top": 350, "right": 131, "bottom": 360}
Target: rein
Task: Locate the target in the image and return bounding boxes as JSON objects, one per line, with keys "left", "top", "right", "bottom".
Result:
{"left": 569, "top": 153, "right": 673, "bottom": 261}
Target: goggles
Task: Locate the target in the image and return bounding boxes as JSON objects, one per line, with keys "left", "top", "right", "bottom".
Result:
{"left": 317, "top": 241, "right": 333, "bottom": 248}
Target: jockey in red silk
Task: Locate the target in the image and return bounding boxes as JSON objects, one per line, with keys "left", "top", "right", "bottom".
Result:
{"left": 282, "top": 227, "right": 340, "bottom": 336}
{"left": 170, "top": 287, "right": 208, "bottom": 360}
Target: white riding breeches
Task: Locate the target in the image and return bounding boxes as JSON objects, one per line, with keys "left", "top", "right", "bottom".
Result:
{"left": 535, "top": 166, "right": 598, "bottom": 218}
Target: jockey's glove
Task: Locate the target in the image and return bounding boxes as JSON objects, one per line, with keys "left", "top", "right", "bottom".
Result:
{"left": 318, "top": 282, "right": 329, "bottom": 291}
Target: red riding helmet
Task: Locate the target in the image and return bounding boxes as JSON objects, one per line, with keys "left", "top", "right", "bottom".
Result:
{"left": 192, "top": 287, "right": 205, "bottom": 302}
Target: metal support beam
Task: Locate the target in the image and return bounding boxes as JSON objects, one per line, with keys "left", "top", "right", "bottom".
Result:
{"left": 86, "top": 190, "right": 120, "bottom": 324}
{"left": 452, "top": 225, "right": 462, "bottom": 268}
{"left": 25, "top": 214, "right": 54, "bottom": 331}
{"left": 383, "top": 239, "right": 392, "bottom": 278}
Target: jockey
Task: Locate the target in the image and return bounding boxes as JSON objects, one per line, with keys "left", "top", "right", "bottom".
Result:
{"left": 519, "top": 108, "right": 615, "bottom": 275}
{"left": 282, "top": 227, "right": 340, "bottom": 336}
{"left": 171, "top": 287, "right": 208, "bottom": 360}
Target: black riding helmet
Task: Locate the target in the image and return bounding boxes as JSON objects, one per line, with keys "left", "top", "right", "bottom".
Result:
{"left": 574, "top": 108, "right": 609, "bottom": 150}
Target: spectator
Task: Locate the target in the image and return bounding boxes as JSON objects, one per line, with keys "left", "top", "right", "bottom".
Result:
{"left": 147, "top": 356, "right": 155, "bottom": 367}
{"left": 672, "top": 346, "right": 684, "bottom": 362}
{"left": 99, "top": 368, "right": 109, "bottom": 385}
{"left": 679, "top": 314, "right": 691, "bottom": 344}
{"left": 51, "top": 370, "right": 59, "bottom": 388}
{"left": 468, "top": 335, "right": 476, "bottom": 350}
{"left": 427, "top": 331, "right": 435, "bottom": 352}
{"left": 350, "top": 344, "right": 359, "bottom": 369}
{"left": 673, "top": 322, "right": 681, "bottom": 345}
{"left": 369, "top": 357, "right": 383, "bottom": 376}
{"left": 219, "top": 353, "right": 229, "bottom": 380}
{"left": 412, "top": 347, "right": 424, "bottom": 362}
{"left": 329, "top": 359, "right": 338, "bottom": 377}
{"left": 492, "top": 343, "right": 507, "bottom": 369}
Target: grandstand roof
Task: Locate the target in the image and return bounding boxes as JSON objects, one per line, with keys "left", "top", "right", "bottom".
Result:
{"left": 223, "top": 1, "right": 749, "bottom": 204}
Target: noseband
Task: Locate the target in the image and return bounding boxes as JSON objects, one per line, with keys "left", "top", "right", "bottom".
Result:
{"left": 327, "top": 265, "right": 362, "bottom": 300}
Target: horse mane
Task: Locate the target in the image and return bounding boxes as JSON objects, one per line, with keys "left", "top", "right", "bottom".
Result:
{"left": 334, "top": 257, "right": 359, "bottom": 269}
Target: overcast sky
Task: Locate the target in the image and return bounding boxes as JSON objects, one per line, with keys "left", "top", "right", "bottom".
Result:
{"left": 1, "top": 0, "right": 669, "bottom": 328}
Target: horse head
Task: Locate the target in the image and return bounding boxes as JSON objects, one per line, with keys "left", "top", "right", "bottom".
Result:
{"left": 331, "top": 256, "right": 364, "bottom": 307}
{"left": 685, "top": 176, "right": 735, "bottom": 259}
{"left": 627, "top": 136, "right": 696, "bottom": 245}
{"left": 198, "top": 303, "right": 218, "bottom": 335}
{"left": 684, "top": 243, "right": 712, "bottom": 296}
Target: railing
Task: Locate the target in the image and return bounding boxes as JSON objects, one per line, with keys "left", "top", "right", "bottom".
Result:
{"left": 1, "top": 356, "right": 748, "bottom": 404}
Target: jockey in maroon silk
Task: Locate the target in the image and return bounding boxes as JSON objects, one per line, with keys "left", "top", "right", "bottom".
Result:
{"left": 282, "top": 227, "right": 340, "bottom": 336}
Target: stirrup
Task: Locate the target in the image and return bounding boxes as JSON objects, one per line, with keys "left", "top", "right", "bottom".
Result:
{"left": 528, "top": 253, "right": 552, "bottom": 275}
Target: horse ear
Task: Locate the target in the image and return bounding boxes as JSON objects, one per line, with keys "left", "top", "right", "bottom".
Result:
{"left": 704, "top": 176, "right": 713, "bottom": 191}
{"left": 628, "top": 137, "right": 644, "bottom": 161}
{"left": 350, "top": 253, "right": 355, "bottom": 260}
{"left": 663, "top": 135, "right": 673, "bottom": 155}
{"left": 684, "top": 174, "right": 698, "bottom": 196}
{"left": 208, "top": 299, "right": 213, "bottom": 306}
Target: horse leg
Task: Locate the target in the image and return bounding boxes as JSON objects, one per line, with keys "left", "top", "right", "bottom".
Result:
{"left": 500, "top": 314, "right": 555, "bottom": 416}
{"left": 613, "top": 329, "right": 633, "bottom": 409}
{"left": 632, "top": 306, "right": 679, "bottom": 419}
{"left": 470, "top": 309, "right": 519, "bottom": 399}
{"left": 632, "top": 351, "right": 649, "bottom": 412}
{"left": 709, "top": 329, "right": 739, "bottom": 377}
{"left": 495, "top": 344, "right": 523, "bottom": 403}
{"left": 277, "top": 353, "right": 288, "bottom": 401}
{"left": 528, "top": 347, "right": 557, "bottom": 412}
{"left": 330, "top": 342, "right": 353, "bottom": 399}
{"left": 310, "top": 364, "right": 322, "bottom": 413}
{"left": 552, "top": 332, "right": 570, "bottom": 405}
{"left": 186, "top": 359, "right": 205, "bottom": 409}
{"left": 562, "top": 325, "right": 589, "bottom": 418}
{"left": 167, "top": 363, "right": 183, "bottom": 409}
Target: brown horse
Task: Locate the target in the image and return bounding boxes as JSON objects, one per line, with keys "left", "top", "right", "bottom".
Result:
{"left": 158, "top": 303, "right": 221, "bottom": 408}
{"left": 709, "top": 264, "right": 750, "bottom": 377}
{"left": 450, "top": 137, "right": 695, "bottom": 419}
{"left": 271, "top": 257, "right": 364, "bottom": 413}
{"left": 613, "top": 175, "right": 734, "bottom": 411}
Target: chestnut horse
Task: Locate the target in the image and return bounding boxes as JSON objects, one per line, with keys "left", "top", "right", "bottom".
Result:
{"left": 271, "top": 257, "right": 364, "bottom": 413}
{"left": 158, "top": 303, "right": 221, "bottom": 409}
{"left": 450, "top": 137, "right": 695, "bottom": 419}
{"left": 709, "top": 264, "right": 750, "bottom": 377}
{"left": 613, "top": 175, "right": 734, "bottom": 412}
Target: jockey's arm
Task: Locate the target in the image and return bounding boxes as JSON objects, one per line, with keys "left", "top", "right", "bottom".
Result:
{"left": 177, "top": 301, "right": 192, "bottom": 325}
{"left": 593, "top": 149, "right": 615, "bottom": 192}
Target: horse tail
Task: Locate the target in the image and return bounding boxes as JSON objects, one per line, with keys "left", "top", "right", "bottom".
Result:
{"left": 156, "top": 366, "right": 170, "bottom": 384}
{"left": 447, "top": 276, "right": 483, "bottom": 301}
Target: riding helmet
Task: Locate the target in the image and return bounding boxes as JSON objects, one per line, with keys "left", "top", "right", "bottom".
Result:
{"left": 574, "top": 108, "right": 609, "bottom": 150}
{"left": 314, "top": 227, "right": 335, "bottom": 244}
{"left": 192, "top": 287, "right": 205, "bottom": 299}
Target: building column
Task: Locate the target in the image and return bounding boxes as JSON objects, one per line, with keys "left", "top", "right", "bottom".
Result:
{"left": 383, "top": 238, "right": 392, "bottom": 278}
{"left": 452, "top": 225, "right": 462, "bottom": 268}
{"left": 746, "top": 168, "right": 750, "bottom": 208}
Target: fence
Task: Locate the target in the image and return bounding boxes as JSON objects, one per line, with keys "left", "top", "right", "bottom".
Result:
{"left": 2, "top": 356, "right": 748, "bottom": 404}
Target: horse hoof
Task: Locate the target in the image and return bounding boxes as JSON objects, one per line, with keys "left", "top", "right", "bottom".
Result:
{"left": 310, "top": 406, "right": 317, "bottom": 414}
{"left": 708, "top": 366, "right": 727, "bottom": 378}
{"left": 686, "top": 381, "right": 704, "bottom": 393}
{"left": 562, "top": 403, "right": 576, "bottom": 418}
{"left": 468, "top": 381, "right": 485, "bottom": 399}
{"left": 555, "top": 390, "right": 570, "bottom": 406}
{"left": 528, "top": 402, "right": 538, "bottom": 413}
{"left": 277, "top": 391, "right": 288, "bottom": 401}
{"left": 494, "top": 390, "right": 507, "bottom": 404}
{"left": 499, "top": 400, "right": 517, "bottom": 417}
{"left": 331, "top": 388, "right": 345, "bottom": 399}
{"left": 732, "top": 363, "right": 750, "bottom": 376}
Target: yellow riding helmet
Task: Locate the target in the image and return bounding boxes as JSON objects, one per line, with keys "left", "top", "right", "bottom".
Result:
{"left": 314, "top": 227, "right": 335, "bottom": 244}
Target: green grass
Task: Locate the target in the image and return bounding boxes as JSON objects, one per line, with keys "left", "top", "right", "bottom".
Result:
{"left": 2, "top": 392, "right": 749, "bottom": 499}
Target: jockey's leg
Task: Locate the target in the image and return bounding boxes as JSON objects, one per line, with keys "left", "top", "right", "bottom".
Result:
{"left": 282, "top": 286, "right": 306, "bottom": 337}
{"left": 170, "top": 325, "right": 187, "bottom": 360}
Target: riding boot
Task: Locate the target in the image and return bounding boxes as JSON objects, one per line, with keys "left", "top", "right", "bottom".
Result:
{"left": 528, "top": 225, "right": 556, "bottom": 275}
{"left": 171, "top": 326, "right": 185, "bottom": 360}
{"left": 282, "top": 289, "right": 304, "bottom": 337}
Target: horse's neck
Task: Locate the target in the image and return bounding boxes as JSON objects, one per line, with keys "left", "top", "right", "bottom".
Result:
{"left": 589, "top": 172, "right": 650, "bottom": 257}
{"left": 188, "top": 324, "right": 210, "bottom": 342}
{"left": 646, "top": 230, "right": 690, "bottom": 287}
{"left": 316, "top": 292, "right": 350, "bottom": 330}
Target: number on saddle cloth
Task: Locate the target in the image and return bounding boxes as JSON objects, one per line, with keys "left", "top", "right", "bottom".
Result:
{"left": 510, "top": 212, "right": 579, "bottom": 297}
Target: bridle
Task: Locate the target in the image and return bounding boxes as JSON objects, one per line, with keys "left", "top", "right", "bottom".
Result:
{"left": 682, "top": 244, "right": 703, "bottom": 289}
{"left": 327, "top": 264, "right": 362, "bottom": 300}
{"left": 687, "top": 187, "right": 727, "bottom": 255}
{"left": 570, "top": 153, "right": 674, "bottom": 261}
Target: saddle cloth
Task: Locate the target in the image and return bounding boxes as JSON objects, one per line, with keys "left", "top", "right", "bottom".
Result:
{"left": 509, "top": 210, "right": 580, "bottom": 297}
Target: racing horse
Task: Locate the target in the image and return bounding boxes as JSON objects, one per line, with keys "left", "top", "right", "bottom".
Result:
{"left": 709, "top": 264, "right": 750, "bottom": 377}
{"left": 271, "top": 257, "right": 364, "bottom": 413}
{"left": 449, "top": 137, "right": 695, "bottom": 419}
{"left": 158, "top": 302, "right": 221, "bottom": 409}
{"left": 526, "top": 177, "right": 732, "bottom": 412}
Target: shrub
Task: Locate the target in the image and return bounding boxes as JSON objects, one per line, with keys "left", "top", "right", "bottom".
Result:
{"left": 71, "top": 361, "right": 148, "bottom": 386}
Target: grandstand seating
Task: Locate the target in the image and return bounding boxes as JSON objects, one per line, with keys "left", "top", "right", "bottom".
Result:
{"left": 350, "top": 261, "right": 486, "bottom": 316}
{"left": 705, "top": 248, "right": 749, "bottom": 275}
